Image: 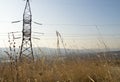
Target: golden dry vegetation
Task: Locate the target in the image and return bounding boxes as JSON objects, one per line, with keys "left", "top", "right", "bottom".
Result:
{"left": 0, "top": 54, "right": 120, "bottom": 82}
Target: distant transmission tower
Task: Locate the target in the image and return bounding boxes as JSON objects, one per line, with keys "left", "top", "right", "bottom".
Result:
{"left": 19, "top": 0, "right": 33, "bottom": 61}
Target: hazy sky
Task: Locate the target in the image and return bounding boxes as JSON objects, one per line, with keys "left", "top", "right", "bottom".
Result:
{"left": 0, "top": 0, "right": 120, "bottom": 49}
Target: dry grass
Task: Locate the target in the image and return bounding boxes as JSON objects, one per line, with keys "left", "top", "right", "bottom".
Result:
{"left": 0, "top": 55, "right": 120, "bottom": 82}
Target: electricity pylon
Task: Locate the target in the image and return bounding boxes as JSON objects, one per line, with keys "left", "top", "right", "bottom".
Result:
{"left": 56, "top": 31, "right": 67, "bottom": 55}
{"left": 19, "top": 0, "right": 34, "bottom": 61}
{"left": 11, "top": 0, "right": 43, "bottom": 61}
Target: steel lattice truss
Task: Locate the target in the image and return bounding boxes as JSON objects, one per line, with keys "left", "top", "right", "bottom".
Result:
{"left": 19, "top": 0, "right": 34, "bottom": 61}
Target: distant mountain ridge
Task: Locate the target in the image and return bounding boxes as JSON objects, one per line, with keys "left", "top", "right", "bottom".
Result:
{"left": 0, "top": 47, "right": 120, "bottom": 56}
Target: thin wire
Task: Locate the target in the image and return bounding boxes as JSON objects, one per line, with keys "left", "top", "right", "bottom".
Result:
{"left": 0, "top": 34, "right": 120, "bottom": 36}
{"left": 0, "top": 21, "right": 120, "bottom": 26}
{"left": 42, "top": 24, "right": 120, "bottom": 26}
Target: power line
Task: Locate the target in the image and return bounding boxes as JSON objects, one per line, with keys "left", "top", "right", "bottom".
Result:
{"left": 39, "top": 24, "right": 120, "bottom": 26}
{"left": 0, "top": 33, "right": 120, "bottom": 36}
{"left": 0, "top": 20, "right": 120, "bottom": 26}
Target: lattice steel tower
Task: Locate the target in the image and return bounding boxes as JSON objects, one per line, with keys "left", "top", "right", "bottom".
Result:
{"left": 19, "top": 0, "right": 34, "bottom": 60}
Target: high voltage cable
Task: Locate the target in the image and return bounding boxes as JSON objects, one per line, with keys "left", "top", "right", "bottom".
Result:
{"left": 0, "top": 33, "right": 120, "bottom": 36}
{"left": 40, "top": 24, "right": 120, "bottom": 26}
{"left": 0, "top": 34, "right": 120, "bottom": 36}
{"left": 0, "top": 21, "right": 120, "bottom": 26}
